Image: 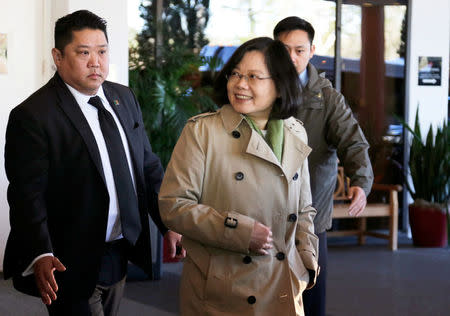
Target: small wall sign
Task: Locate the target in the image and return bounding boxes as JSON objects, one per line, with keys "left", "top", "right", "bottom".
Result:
{"left": 418, "top": 56, "right": 441, "bottom": 86}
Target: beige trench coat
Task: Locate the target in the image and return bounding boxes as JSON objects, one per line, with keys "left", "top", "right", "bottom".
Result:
{"left": 159, "top": 105, "right": 319, "bottom": 316}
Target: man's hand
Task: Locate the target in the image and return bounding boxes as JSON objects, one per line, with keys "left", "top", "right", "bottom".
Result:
{"left": 33, "top": 256, "right": 66, "bottom": 305}
{"left": 348, "top": 186, "right": 367, "bottom": 216}
{"left": 165, "top": 230, "right": 186, "bottom": 259}
{"left": 249, "top": 222, "right": 273, "bottom": 255}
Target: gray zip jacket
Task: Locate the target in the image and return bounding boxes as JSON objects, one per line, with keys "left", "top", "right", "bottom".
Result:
{"left": 297, "top": 63, "right": 374, "bottom": 233}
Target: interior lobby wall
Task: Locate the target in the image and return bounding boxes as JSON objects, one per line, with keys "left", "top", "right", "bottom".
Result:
{"left": 406, "top": 0, "right": 449, "bottom": 130}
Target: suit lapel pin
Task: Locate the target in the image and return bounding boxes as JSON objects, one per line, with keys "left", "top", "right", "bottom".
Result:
{"left": 113, "top": 100, "right": 120, "bottom": 106}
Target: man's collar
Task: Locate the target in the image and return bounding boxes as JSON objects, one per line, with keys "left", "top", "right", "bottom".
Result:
{"left": 298, "top": 68, "right": 309, "bottom": 88}
{"left": 65, "top": 83, "right": 107, "bottom": 105}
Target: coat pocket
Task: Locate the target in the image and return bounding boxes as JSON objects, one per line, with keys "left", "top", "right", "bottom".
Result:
{"left": 288, "top": 246, "right": 309, "bottom": 283}
{"left": 180, "top": 256, "right": 207, "bottom": 304}
{"left": 204, "top": 254, "right": 232, "bottom": 309}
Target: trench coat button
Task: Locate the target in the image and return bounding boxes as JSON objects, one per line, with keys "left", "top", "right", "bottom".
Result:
{"left": 243, "top": 256, "right": 252, "bottom": 264}
{"left": 276, "top": 252, "right": 285, "bottom": 261}
{"left": 288, "top": 213, "right": 297, "bottom": 222}
{"left": 293, "top": 172, "right": 299, "bottom": 181}
{"left": 247, "top": 296, "right": 256, "bottom": 304}
{"left": 295, "top": 239, "right": 300, "bottom": 246}
{"left": 232, "top": 130, "right": 241, "bottom": 138}
{"left": 224, "top": 217, "right": 238, "bottom": 228}
{"left": 235, "top": 172, "right": 244, "bottom": 181}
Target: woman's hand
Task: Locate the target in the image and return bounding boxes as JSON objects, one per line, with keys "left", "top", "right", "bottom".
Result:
{"left": 249, "top": 222, "right": 273, "bottom": 255}
{"left": 165, "top": 230, "right": 186, "bottom": 259}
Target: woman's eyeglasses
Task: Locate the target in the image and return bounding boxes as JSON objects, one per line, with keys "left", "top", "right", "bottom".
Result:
{"left": 226, "top": 71, "right": 272, "bottom": 85}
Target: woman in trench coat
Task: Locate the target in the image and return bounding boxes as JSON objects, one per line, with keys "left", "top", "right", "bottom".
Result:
{"left": 159, "top": 37, "right": 319, "bottom": 316}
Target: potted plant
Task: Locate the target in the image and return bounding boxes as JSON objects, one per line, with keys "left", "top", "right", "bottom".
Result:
{"left": 403, "top": 110, "right": 449, "bottom": 247}
{"left": 129, "top": 48, "right": 217, "bottom": 168}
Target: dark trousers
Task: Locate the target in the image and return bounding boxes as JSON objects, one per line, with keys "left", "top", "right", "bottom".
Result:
{"left": 303, "top": 231, "right": 327, "bottom": 316}
{"left": 46, "top": 278, "right": 126, "bottom": 316}
{"left": 47, "top": 239, "right": 128, "bottom": 316}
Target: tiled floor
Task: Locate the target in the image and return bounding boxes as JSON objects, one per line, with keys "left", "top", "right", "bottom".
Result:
{"left": 1, "top": 234, "right": 449, "bottom": 316}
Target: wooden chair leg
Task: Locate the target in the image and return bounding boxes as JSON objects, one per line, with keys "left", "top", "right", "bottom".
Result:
{"left": 389, "top": 190, "right": 399, "bottom": 251}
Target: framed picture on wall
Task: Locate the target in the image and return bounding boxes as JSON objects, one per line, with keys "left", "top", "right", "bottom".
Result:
{"left": 0, "top": 33, "right": 7, "bottom": 74}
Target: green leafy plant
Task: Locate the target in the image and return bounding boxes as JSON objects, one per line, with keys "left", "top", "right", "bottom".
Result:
{"left": 136, "top": 0, "right": 210, "bottom": 62}
{"left": 403, "top": 109, "right": 449, "bottom": 206}
{"left": 129, "top": 49, "right": 216, "bottom": 167}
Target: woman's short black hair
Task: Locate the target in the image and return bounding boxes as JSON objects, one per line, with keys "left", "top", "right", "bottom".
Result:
{"left": 214, "top": 37, "right": 301, "bottom": 120}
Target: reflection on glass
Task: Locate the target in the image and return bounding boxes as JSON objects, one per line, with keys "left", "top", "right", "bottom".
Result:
{"left": 203, "top": 0, "right": 407, "bottom": 186}
{"left": 206, "top": 0, "right": 335, "bottom": 58}
{"left": 340, "top": 2, "right": 407, "bottom": 186}
{"left": 341, "top": 5, "right": 362, "bottom": 60}
{"left": 203, "top": 0, "right": 336, "bottom": 79}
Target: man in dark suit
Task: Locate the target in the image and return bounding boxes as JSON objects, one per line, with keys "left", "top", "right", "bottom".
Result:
{"left": 3, "top": 10, "right": 184, "bottom": 316}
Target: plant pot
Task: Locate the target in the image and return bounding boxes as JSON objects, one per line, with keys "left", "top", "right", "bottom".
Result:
{"left": 409, "top": 204, "right": 448, "bottom": 247}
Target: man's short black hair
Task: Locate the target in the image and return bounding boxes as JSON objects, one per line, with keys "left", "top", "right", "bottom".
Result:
{"left": 214, "top": 37, "right": 301, "bottom": 120}
{"left": 54, "top": 10, "right": 108, "bottom": 53}
{"left": 273, "top": 16, "right": 315, "bottom": 44}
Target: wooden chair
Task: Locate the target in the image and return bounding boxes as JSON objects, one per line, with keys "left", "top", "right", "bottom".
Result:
{"left": 328, "top": 167, "right": 402, "bottom": 250}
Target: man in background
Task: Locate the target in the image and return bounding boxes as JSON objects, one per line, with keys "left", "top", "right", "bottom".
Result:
{"left": 274, "top": 16, "right": 374, "bottom": 316}
{"left": 3, "top": 10, "right": 184, "bottom": 316}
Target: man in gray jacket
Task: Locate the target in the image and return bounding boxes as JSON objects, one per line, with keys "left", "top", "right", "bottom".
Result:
{"left": 274, "top": 16, "right": 374, "bottom": 316}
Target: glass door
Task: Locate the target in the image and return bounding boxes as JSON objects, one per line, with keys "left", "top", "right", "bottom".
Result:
{"left": 339, "top": 0, "right": 408, "bottom": 228}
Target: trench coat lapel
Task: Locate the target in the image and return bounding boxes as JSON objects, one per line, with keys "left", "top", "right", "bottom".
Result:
{"left": 281, "top": 121, "right": 312, "bottom": 181}
{"left": 220, "top": 105, "right": 281, "bottom": 167}
{"left": 53, "top": 73, "right": 106, "bottom": 185}
{"left": 245, "top": 130, "right": 280, "bottom": 167}
{"left": 245, "top": 119, "right": 312, "bottom": 177}
{"left": 220, "top": 104, "right": 311, "bottom": 173}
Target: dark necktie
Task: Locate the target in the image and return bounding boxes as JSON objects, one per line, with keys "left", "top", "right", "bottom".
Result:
{"left": 88, "top": 96, "right": 141, "bottom": 245}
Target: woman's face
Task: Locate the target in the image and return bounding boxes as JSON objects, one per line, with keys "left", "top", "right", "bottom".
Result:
{"left": 227, "top": 50, "right": 278, "bottom": 121}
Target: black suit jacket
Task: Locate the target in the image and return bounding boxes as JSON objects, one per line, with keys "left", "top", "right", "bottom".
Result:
{"left": 3, "top": 72, "right": 167, "bottom": 299}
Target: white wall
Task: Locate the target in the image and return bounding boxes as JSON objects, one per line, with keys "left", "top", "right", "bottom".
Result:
{"left": 0, "top": 0, "right": 128, "bottom": 271}
{"left": 0, "top": 0, "right": 46, "bottom": 272}
{"left": 406, "top": 0, "right": 449, "bottom": 131}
